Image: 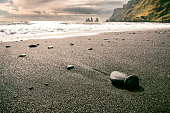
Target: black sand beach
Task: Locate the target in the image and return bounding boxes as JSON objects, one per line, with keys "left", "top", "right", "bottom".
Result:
{"left": 0, "top": 29, "right": 170, "bottom": 112}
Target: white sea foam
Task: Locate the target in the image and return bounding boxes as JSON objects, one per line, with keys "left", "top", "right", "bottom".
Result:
{"left": 0, "top": 21, "right": 170, "bottom": 42}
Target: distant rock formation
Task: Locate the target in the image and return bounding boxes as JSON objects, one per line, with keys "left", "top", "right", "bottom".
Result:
{"left": 108, "top": 0, "right": 170, "bottom": 22}
{"left": 95, "top": 18, "right": 99, "bottom": 22}
{"left": 86, "top": 17, "right": 99, "bottom": 22}
{"left": 90, "top": 17, "right": 93, "bottom": 22}
{"left": 86, "top": 18, "right": 90, "bottom": 22}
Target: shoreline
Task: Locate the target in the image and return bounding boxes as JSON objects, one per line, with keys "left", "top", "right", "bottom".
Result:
{"left": 0, "top": 29, "right": 169, "bottom": 112}
{"left": 1, "top": 28, "right": 170, "bottom": 43}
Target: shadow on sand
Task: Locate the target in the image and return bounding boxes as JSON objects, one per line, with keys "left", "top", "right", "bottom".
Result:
{"left": 111, "top": 81, "right": 144, "bottom": 92}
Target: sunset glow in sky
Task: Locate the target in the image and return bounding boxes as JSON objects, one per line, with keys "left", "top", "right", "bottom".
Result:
{"left": 0, "top": 0, "right": 129, "bottom": 21}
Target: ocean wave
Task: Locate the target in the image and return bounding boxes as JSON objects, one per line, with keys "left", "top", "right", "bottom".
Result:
{"left": 0, "top": 21, "right": 170, "bottom": 42}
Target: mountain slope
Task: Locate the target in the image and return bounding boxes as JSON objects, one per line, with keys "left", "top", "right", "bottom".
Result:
{"left": 109, "top": 0, "right": 170, "bottom": 22}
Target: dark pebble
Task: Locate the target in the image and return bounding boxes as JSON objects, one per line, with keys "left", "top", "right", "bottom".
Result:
{"left": 67, "top": 65, "right": 74, "bottom": 70}
{"left": 124, "top": 75, "right": 139, "bottom": 90}
{"left": 122, "top": 39, "right": 125, "bottom": 40}
{"left": 18, "top": 54, "right": 26, "bottom": 57}
{"left": 161, "top": 42, "right": 165, "bottom": 44}
{"left": 88, "top": 48, "right": 93, "bottom": 50}
{"left": 29, "top": 44, "right": 37, "bottom": 48}
{"left": 110, "top": 71, "right": 139, "bottom": 90}
{"left": 6, "top": 46, "right": 11, "bottom": 48}
{"left": 48, "top": 46, "right": 53, "bottom": 49}
{"left": 29, "top": 87, "right": 33, "bottom": 90}
{"left": 37, "top": 44, "right": 40, "bottom": 45}
{"left": 103, "top": 38, "right": 109, "bottom": 40}
{"left": 44, "top": 83, "right": 49, "bottom": 86}
{"left": 13, "top": 94, "right": 18, "bottom": 98}
{"left": 70, "top": 43, "right": 74, "bottom": 46}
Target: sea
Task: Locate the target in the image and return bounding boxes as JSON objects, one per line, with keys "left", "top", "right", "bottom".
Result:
{"left": 0, "top": 21, "right": 170, "bottom": 42}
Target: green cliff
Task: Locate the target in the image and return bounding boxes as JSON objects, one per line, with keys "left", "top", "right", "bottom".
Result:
{"left": 109, "top": 0, "right": 170, "bottom": 22}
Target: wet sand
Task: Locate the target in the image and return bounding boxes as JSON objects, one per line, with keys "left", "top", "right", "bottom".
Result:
{"left": 0, "top": 29, "right": 170, "bottom": 112}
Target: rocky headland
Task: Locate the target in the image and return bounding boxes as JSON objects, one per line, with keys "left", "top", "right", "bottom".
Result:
{"left": 108, "top": 0, "right": 170, "bottom": 22}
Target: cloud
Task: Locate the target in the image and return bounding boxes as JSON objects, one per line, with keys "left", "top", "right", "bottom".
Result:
{"left": 63, "top": 7, "right": 98, "bottom": 14}
{"left": 0, "top": 13, "right": 90, "bottom": 21}
{"left": 77, "top": 0, "right": 125, "bottom": 7}
{"left": 0, "top": 0, "right": 129, "bottom": 20}
{"left": 0, "top": 0, "right": 8, "bottom": 3}
{"left": 62, "top": 7, "right": 114, "bottom": 17}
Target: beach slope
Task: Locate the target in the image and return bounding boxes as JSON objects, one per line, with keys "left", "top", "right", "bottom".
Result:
{"left": 0, "top": 30, "right": 169, "bottom": 112}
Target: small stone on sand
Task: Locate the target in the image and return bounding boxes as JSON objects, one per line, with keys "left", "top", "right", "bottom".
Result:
{"left": 124, "top": 75, "right": 139, "bottom": 90}
{"left": 70, "top": 43, "right": 74, "bottom": 46}
{"left": 44, "top": 83, "right": 49, "bottom": 86}
{"left": 110, "top": 71, "right": 127, "bottom": 85}
{"left": 29, "top": 44, "right": 37, "bottom": 48}
{"left": 110, "top": 71, "right": 139, "bottom": 90}
{"left": 161, "top": 42, "right": 165, "bottom": 44}
{"left": 6, "top": 46, "right": 11, "bottom": 48}
{"left": 67, "top": 65, "right": 74, "bottom": 70}
{"left": 88, "top": 48, "right": 93, "bottom": 50}
{"left": 13, "top": 94, "right": 18, "bottom": 98}
{"left": 29, "top": 87, "right": 33, "bottom": 90}
{"left": 19, "top": 54, "right": 26, "bottom": 57}
{"left": 48, "top": 46, "right": 53, "bottom": 49}
{"left": 103, "top": 38, "right": 109, "bottom": 40}
{"left": 37, "top": 44, "right": 40, "bottom": 45}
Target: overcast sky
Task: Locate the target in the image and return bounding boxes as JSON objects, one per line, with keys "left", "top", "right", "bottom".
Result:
{"left": 0, "top": 0, "right": 129, "bottom": 21}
